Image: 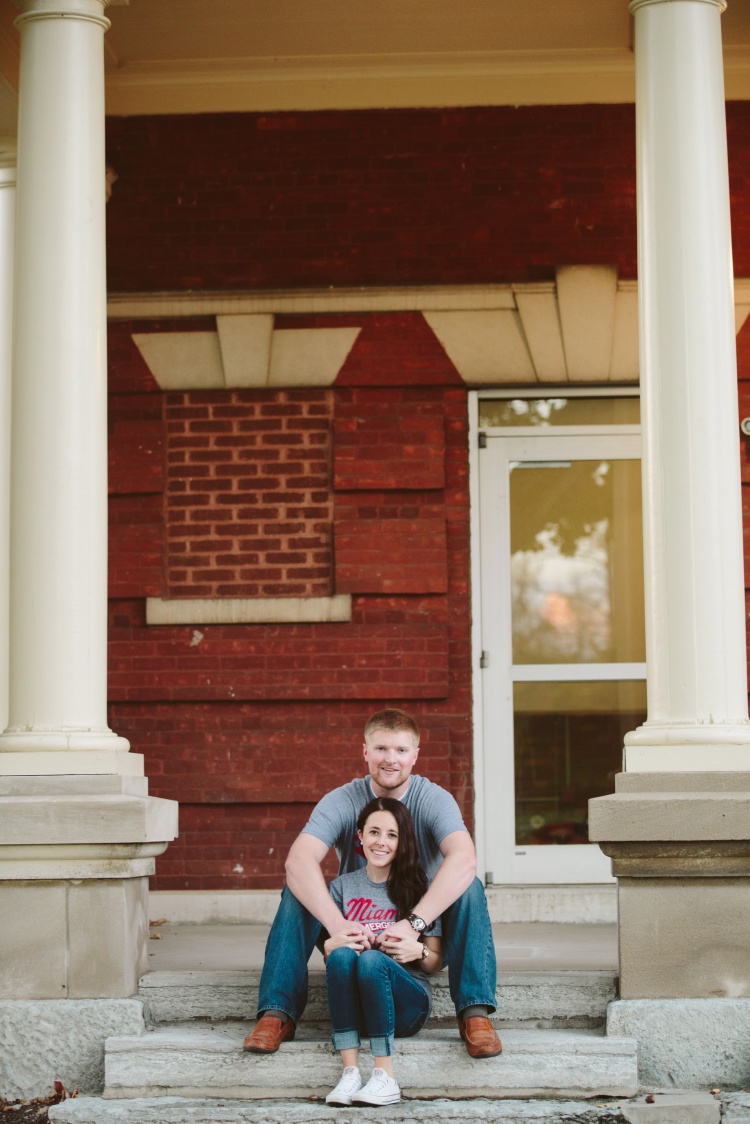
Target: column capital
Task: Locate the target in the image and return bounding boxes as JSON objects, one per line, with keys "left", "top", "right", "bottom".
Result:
{"left": 14, "top": 0, "right": 110, "bottom": 31}
{"left": 629, "top": 0, "right": 726, "bottom": 12}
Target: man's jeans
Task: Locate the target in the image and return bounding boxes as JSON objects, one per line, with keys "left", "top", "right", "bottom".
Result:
{"left": 326, "top": 946, "right": 430, "bottom": 1056}
{"left": 257, "top": 877, "right": 497, "bottom": 1023}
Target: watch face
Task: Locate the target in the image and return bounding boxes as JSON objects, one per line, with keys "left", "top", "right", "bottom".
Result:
{"left": 409, "top": 913, "right": 426, "bottom": 932}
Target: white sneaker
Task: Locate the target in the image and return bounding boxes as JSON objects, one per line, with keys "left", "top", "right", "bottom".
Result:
{"left": 326, "top": 1066, "right": 363, "bottom": 1106}
{"left": 352, "top": 1067, "right": 401, "bottom": 1106}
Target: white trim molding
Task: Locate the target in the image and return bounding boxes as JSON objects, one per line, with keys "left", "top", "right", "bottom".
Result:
{"left": 146, "top": 594, "right": 352, "bottom": 627}
{"left": 112, "top": 275, "right": 750, "bottom": 390}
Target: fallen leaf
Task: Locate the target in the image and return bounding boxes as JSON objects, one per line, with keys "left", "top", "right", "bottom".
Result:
{"left": 149, "top": 918, "right": 168, "bottom": 926}
{"left": 149, "top": 932, "right": 162, "bottom": 940}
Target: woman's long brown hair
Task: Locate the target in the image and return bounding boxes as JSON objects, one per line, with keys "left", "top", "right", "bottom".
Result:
{"left": 357, "top": 796, "right": 427, "bottom": 922}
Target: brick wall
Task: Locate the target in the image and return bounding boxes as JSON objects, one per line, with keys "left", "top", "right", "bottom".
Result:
{"left": 108, "top": 309, "right": 472, "bottom": 889}
{"left": 105, "top": 103, "right": 750, "bottom": 889}
{"left": 164, "top": 390, "right": 333, "bottom": 599}
{"left": 105, "top": 105, "right": 640, "bottom": 292}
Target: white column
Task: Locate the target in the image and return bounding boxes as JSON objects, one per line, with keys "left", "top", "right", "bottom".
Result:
{"left": 0, "top": 144, "right": 15, "bottom": 734}
{"left": 625, "top": 0, "right": 750, "bottom": 771}
{"left": 0, "top": 0, "right": 135, "bottom": 774}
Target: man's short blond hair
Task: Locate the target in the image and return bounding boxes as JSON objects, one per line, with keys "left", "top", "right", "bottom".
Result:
{"left": 364, "top": 708, "right": 420, "bottom": 745}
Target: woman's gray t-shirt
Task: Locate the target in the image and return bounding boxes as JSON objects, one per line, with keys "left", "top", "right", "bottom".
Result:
{"left": 328, "top": 867, "right": 441, "bottom": 1006}
{"left": 302, "top": 774, "right": 466, "bottom": 881}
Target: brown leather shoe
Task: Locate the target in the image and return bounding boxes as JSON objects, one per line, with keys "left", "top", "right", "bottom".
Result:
{"left": 458, "top": 1013, "right": 502, "bottom": 1059}
{"left": 243, "top": 1014, "right": 296, "bottom": 1053}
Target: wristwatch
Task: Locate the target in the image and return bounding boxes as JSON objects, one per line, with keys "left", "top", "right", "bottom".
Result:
{"left": 407, "top": 913, "right": 427, "bottom": 933}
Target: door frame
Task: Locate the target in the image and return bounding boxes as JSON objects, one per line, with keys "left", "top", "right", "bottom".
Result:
{"left": 468, "top": 388, "right": 642, "bottom": 886}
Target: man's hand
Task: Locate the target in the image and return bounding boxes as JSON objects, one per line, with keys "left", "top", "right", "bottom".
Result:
{"left": 375, "top": 917, "right": 414, "bottom": 945}
{"left": 328, "top": 915, "right": 375, "bottom": 946}
{"left": 324, "top": 924, "right": 373, "bottom": 958}
{"left": 377, "top": 927, "right": 424, "bottom": 964}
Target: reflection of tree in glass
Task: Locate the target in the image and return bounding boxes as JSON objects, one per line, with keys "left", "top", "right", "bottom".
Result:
{"left": 511, "top": 518, "right": 612, "bottom": 663}
{"left": 499, "top": 398, "right": 568, "bottom": 426}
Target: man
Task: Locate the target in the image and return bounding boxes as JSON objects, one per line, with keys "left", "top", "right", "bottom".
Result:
{"left": 243, "top": 707, "right": 501, "bottom": 1059}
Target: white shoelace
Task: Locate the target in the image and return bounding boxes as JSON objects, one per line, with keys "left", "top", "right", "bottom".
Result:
{"left": 357, "top": 1068, "right": 400, "bottom": 1098}
{"left": 327, "top": 1066, "right": 362, "bottom": 1101}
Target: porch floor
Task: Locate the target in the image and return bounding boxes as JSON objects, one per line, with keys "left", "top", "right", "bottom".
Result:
{"left": 145, "top": 921, "right": 619, "bottom": 974}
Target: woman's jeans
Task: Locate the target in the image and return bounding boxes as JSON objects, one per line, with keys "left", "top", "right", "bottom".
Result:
{"left": 257, "top": 877, "right": 496, "bottom": 1024}
{"left": 325, "top": 946, "right": 430, "bottom": 1055}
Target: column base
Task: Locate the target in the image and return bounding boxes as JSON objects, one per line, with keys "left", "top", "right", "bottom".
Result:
{"left": 0, "top": 875, "right": 151, "bottom": 999}
{"left": 624, "top": 722, "right": 750, "bottom": 771}
{"left": 0, "top": 749, "right": 143, "bottom": 775}
{"left": 0, "top": 776, "right": 178, "bottom": 999}
{"left": 590, "top": 772, "right": 750, "bottom": 1000}
{"left": 0, "top": 727, "right": 135, "bottom": 776}
{"left": 615, "top": 868, "right": 750, "bottom": 998}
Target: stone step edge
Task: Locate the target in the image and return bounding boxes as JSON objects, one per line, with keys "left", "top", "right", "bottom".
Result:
{"left": 49, "top": 1093, "right": 646, "bottom": 1123}
{"left": 148, "top": 886, "right": 619, "bottom": 925}
{"left": 105, "top": 1025, "right": 637, "bottom": 1056}
{"left": 137, "top": 972, "right": 618, "bottom": 1028}
{"left": 139, "top": 969, "right": 617, "bottom": 987}
{"left": 102, "top": 1029, "right": 638, "bottom": 1103}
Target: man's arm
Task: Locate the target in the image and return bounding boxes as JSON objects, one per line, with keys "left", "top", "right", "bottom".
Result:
{"left": 414, "top": 829, "right": 477, "bottom": 923}
{"left": 378, "top": 829, "right": 476, "bottom": 945}
{"left": 284, "top": 831, "right": 371, "bottom": 939}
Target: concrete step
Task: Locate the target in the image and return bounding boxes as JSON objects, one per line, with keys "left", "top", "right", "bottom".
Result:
{"left": 149, "top": 885, "right": 619, "bottom": 925}
{"left": 102, "top": 1024, "right": 638, "bottom": 1102}
{"left": 139, "top": 969, "right": 617, "bottom": 1029}
{"left": 49, "top": 1093, "right": 641, "bottom": 1123}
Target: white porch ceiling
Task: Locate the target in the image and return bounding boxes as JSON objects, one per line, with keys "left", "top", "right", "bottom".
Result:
{"left": 0, "top": 0, "right": 749, "bottom": 118}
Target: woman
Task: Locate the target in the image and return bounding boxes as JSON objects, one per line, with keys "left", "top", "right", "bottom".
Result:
{"left": 323, "top": 796, "right": 442, "bottom": 1107}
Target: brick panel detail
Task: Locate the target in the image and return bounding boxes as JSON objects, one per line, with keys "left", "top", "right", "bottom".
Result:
{"left": 108, "top": 620, "right": 449, "bottom": 701}
{"left": 335, "top": 517, "right": 448, "bottom": 594}
{"left": 109, "top": 496, "right": 165, "bottom": 600}
{"left": 164, "top": 389, "right": 334, "bottom": 598}
{"left": 334, "top": 399, "right": 445, "bottom": 491}
{"left": 109, "top": 420, "right": 164, "bottom": 495}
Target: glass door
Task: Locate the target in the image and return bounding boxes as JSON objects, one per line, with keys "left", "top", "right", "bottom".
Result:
{"left": 478, "top": 408, "right": 645, "bottom": 883}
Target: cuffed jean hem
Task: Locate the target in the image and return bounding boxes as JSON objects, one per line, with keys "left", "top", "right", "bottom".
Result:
{"left": 331, "top": 1029, "right": 361, "bottom": 1051}
{"left": 368, "top": 1034, "right": 395, "bottom": 1057}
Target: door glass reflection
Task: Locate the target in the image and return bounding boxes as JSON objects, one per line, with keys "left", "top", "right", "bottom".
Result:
{"left": 479, "top": 397, "right": 640, "bottom": 428}
{"left": 510, "top": 459, "right": 644, "bottom": 664}
{"left": 514, "top": 680, "right": 647, "bottom": 846}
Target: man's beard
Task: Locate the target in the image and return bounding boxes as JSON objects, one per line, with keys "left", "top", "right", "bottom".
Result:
{"left": 373, "top": 769, "right": 405, "bottom": 790}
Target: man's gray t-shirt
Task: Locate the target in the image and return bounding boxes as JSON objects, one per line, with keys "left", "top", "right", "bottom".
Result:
{"left": 302, "top": 774, "right": 467, "bottom": 881}
{"left": 328, "top": 866, "right": 441, "bottom": 1006}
